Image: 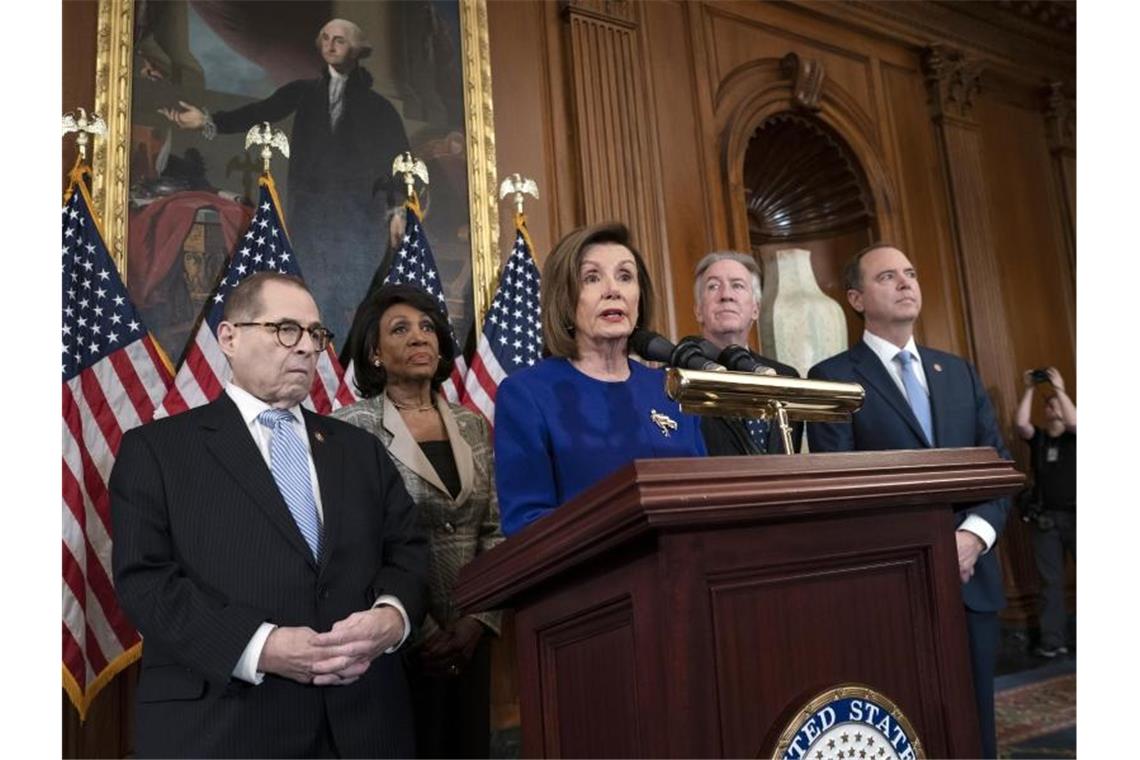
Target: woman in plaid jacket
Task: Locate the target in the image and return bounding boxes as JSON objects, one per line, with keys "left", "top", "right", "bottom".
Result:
{"left": 334, "top": 283, "right": 503, "bottom": 758}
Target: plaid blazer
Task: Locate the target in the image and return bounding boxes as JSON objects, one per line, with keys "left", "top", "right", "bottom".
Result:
{"left": 333, "top": 394, "right": 503, "bottom": 639}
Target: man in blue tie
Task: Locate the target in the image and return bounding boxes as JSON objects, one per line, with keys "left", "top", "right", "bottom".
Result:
{"left": 112, "top": 272, "right": 428, "bottom": 758}
{"left": 808, "top": 243, "right": 1010, "bottom": 759}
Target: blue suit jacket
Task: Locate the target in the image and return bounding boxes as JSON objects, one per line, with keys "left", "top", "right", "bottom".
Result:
{"left": 807, "top": 339, "right": 1010, "bottom": 612}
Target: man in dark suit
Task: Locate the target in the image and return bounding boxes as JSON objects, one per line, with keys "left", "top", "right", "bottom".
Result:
{"left": 161, "top": 18, "right": 410, "bottom": 345}
{"left": 807, "top": 243, "right": 1010, "bottom": 758}
{"left": 111, "top": 272, "right": 428, "bottom": 758}
{"left": 693, "top": 251, "right": 803, "bottom": 455}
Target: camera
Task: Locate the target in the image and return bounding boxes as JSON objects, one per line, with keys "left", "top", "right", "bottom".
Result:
{"left": 1030, "top": 368, "right": 1051, "bottom": 384}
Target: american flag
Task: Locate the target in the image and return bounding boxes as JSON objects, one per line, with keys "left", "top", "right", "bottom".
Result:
{"left": 156, "top": 175, "right": 355, "bottom": 417}
{"left": 462, "top": 213, "right": 543, "bottom": 425}
{"left": 62, "top": 169, "right": 173, "bottom": 718}
{"left": 382, "top": 196, "right": 467, "bottom": 403}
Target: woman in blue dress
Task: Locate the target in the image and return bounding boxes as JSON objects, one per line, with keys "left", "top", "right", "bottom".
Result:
{"left": 494, "top": 222, "right": 707, "bottom": 535}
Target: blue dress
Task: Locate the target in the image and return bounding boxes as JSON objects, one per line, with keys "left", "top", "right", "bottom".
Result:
{"left": 494, "top": 357, "right": 707, "bottom": 535}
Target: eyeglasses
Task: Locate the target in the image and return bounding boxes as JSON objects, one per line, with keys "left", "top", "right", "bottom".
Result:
{"left": 231, "top": 321, "right": 334, "bottom": 351}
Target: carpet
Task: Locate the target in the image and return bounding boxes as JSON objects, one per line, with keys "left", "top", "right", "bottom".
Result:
{"left": 995, "top": 670, "right": 1076, "bottom": 755}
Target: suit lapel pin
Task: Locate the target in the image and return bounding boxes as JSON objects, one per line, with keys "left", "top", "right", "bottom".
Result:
{"left": 314, "top": 431, "right": 326, "bottom": 443}
{"left": 933, "top": 363, "right": 943, "bottom": 373}
{"left": 650, "top": 409, "right": 678, "bottom": 438}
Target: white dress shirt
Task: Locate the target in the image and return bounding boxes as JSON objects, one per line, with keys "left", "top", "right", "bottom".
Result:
{"left": 328, "top": 66, "right": 347, "bottom": 128}
{"left": 225, "top": 383, "right": 410, "bottom": 684}
{"left": 860, "top": 332, "right": 996, "bottom": 552}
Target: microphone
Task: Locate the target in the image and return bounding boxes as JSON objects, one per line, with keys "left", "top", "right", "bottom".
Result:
{"left": 628, "top": 328, "right": 676, "bottom": 364}
{"left": 676, "top": 335, "right": 727, "bottom": 372}
{"left": 717, "top": 344, "right": 778, "bottom": 376}
{"left": 628, "top": 329, "right": 725, "bottom": 371}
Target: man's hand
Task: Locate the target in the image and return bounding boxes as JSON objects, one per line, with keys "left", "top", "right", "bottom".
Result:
{"left": 309, "top": 607, "right": 405, "bottom": 686}
{"left": 419, "top": 617, "right": 485, "bottom": 678}
{"left": 257, "top": 625, "right": 323, "bottom": 684}
{"left": 955, "top": 530, "right": 986, "bottom": 583}
{"left": 157, "top": 101, "right": 206, "bottom": 130}
{"left": 1046, "top": 366, "right": 1065, "bottom": 392}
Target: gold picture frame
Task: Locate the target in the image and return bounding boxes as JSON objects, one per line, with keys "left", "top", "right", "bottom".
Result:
{"left": 92, "top": 0, "right": 499, "bottom": 354}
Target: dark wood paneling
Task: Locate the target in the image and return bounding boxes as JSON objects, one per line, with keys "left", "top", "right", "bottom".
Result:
{"left": 709, "top": 544, "right": 948, "bottom": 756}
{"left": 541, "top": 598, "right": 642, "bottom": 757}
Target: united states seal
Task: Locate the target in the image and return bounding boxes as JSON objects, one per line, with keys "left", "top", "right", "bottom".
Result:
{"left": 770, "top": 684, "right": 924, "bottom": 760}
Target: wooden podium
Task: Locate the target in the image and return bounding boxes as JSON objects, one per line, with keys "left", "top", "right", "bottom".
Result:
{"left": 454, "top": 448, "right": 1023, "bottom": 758}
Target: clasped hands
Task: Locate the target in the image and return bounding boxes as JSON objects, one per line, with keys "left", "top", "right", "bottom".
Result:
{"left": 258, "top": 606, "right": 404, "bottom": 686}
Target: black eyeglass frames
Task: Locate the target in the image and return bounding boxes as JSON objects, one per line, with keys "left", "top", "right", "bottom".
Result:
{"left": 230, "top": 321, "right": 334, "bottom": 351}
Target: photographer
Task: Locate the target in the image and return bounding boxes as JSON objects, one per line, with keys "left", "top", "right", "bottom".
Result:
{"left": 1013, "top": 367, "right": 1077, "bottom": 658}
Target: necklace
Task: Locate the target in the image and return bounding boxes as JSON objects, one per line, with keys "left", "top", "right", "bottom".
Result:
{"left": 387, "top": 394, "right": 435, "bottom": 413}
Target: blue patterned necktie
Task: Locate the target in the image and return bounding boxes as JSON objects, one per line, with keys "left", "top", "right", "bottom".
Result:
{"left": 745, "top": 417, "right": 769, "bottom": 453}
{"left": 896, "top": 350, "right": 934, "bottom": 446}
{"left": 257, "top": 409, "right": 323, "bottom": 560}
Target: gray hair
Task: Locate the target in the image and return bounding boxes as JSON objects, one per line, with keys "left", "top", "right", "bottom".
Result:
{"left": 316, "top": 19, "right": 373, "bottom": 60}
{"left": 693, "top": 251, "right": 762, "bottom": 308}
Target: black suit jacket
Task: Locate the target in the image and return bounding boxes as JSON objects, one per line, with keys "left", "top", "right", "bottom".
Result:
{"left": 701, "top": 351, "right": 805, "bottom": 455}
{"left": 807, "top": 340, "right": 1010, "bottom": 612}
{"left": 111, "top": 394, "right": 429, "bottom": 758}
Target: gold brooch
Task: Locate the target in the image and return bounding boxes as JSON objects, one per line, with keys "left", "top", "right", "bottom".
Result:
{"left": 650, "top": 409, "right": 678, "bottom": 437}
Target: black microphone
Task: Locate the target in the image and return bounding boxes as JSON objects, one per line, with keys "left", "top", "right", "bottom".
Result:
{"left": 628, "top": 328, "right": 676, "bottom": 364}
{"left": 717, "top": 344, "right": 778, "bottom": 375}
{"left": 628, "top": 329, "right": 725, "bottom": 371}
{"left": 676, "top": 336, "right": 727, "bottom": 372}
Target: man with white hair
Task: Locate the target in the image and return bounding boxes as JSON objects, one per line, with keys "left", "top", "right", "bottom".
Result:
{"left": 161, "top": 18, "right": 410, "bottom": 345}
{"left": 692, "top": 251, "right": 803, "bottom": 455}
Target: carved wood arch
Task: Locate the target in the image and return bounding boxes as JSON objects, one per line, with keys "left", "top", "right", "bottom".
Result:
{"left": 743, "top": 113, "right": 874, "bottom": 244}
{"left": 713, "top": 58, "right": 903, "bottom": 254}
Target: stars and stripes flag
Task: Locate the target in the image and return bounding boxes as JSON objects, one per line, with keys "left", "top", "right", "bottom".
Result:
{"left": 381, "top": 194, "right": 467, "bottom": 402}
{"left": 156, "top": 174, "right": 355, "bottom": 418}
{"left": 462, "top": 212, "right": 543, "bottom": 426}
{"left": 62, "top": 166, "right": 174, "bottom": 718}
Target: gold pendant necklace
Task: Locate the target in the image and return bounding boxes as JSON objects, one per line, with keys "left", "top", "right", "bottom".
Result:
{"left": 388, "top": 395, "right": 434, "bottom": 412}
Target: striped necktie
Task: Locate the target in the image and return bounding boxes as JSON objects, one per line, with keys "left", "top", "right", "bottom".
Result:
{"left": 257, "top": 409, "right": 323, "bottom": 560}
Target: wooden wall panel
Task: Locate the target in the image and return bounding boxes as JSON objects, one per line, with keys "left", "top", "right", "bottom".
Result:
{"left": 487, "top": 0, "right": 566, "bottom": 266}
{"left": 641, "top": 0, "right": 715, "bottom": 339}
{"left": 879, "top": 61, "right": 969, "bottom": 358}
{"left": 974, "top": 88, "right": 1076, "bottom": 618}
{"left": 703, "top": 3, "right": 875, "bottom": 114}
{"left": 977, "top": 93, "right": 1076, "bottom": 405}
{"left": 563, "top": 0, "right": 675, "bottom": 334}
{"left": 62, "top": 0, "right": 99, "bottom": 191}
